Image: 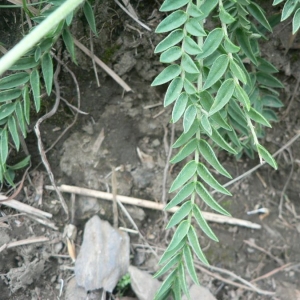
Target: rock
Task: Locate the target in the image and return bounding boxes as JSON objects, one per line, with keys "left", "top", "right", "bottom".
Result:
{"left": 65, "top": 277, "right": 86, "bottom": 300}
{"left": 128, "top": 266, "right": 161, "bottom": 300}
{"left": 131, "top": 168, "right": 154, "bottom": 189}
{"left": 114, "top": 51, "right": 137, "bottom": 76}
{"left": 75, "top": 216, "right": 130, "bottom": 292}
{"left": 182, "top": 284, "right": 217, "bottom": 300}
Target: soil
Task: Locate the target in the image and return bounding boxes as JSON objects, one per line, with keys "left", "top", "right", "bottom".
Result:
{"left": 0, "top": 1, "right": 300, "bottom": 300}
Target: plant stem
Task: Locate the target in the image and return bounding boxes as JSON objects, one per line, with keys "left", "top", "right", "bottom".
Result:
{"left": 0, "top": 0, "right": 84, "bottom": 76}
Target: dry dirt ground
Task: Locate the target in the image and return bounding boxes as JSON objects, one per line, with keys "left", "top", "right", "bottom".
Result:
{"left": 0, "top": 1, "right": 300, "bottom": 300}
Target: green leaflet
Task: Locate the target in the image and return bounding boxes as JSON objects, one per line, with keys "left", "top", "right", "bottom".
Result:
{"left": 263, "top": 109, "right": 279, "bottom": 122}
{"left": 195, "top": 182, "right": 231, "bottom": 215}
{"left": 0, "top": 73, "right": 29, "bottom": 90}
{"left": 187, "top": 3, "right": 203, "bottom": 18}
{"left": 183, "top": 36, "right": 202, "bottom": 55}
{"left": 9, "top": 57, "right": 39, "bottom": 71}
{"left": 168, "top": 221, "right": 190, "bottom": 251}
{"left": 293, "top": 8, "right": 300, "bottom": 34}
{"left": 155, "top": 30, "right": 184, "bottom": 53}
{"left": 281, "top": 0, "right": 298, "bottom": 21}
{"left": 159, "top": 239, "right": 186, "bottom": 265}
{"left": 169, "top": 160, "right": 197, "bottom": 192}
{"left": 42, "top": 53, "right": 53, "bottom": 95}
{"left": 257, "top": 57, "right": 278, "bottom": 74}
{"left": 247, "top": 107, "right": 271, "bottom": 127}
{"left": 219, "top": 6, "right": 236, "bottom": 24}
{"left": 154, "top": 269, "right": 177, "bottom": 300}
{"left": 211, "top": 127, "right": 237, "bottom": 154}
{"left": 235, "top": 28, "right": 257, "bottom": 65}
{"left": 15, "top": 101, "right": 26, "bottom": 138}
{"left": 203, "top": 54, "right": 229, "bottom": 90}
{"left": 234, "top": 83, "right": 250, "bottom": 110}
{"left": 23, "top": 86, "right": 30, "bottom": 125}
{"left": 257, "top": 144, "right": 277, "bottom": 169}
{"left": 151, "top": 65, "right": 181, "bottom": 86}
{"left": 173, "top": 120, "right": 199, "bottom": 148}
{"left": 230, "top": 59, "right": 247, "bottom": 85}
{"left": 172, "top": 92, "right": 188, "bottom": 123}
{"left": 8, "top": 116, "right": 20, "bottom": 151}
{"left": 1, "top": 129, "right": 8, "bottom": 164}
{"left": 198, "top": 139, "right": 231, "bottom": 178}
{"left": 166, "top": 201, "right": 193, "bottom": 228}
{"left": 164, "top": 77, "right": 183, "bottom": 107}
{"left": 62, "top": 28, "right": 76, "bottom": 62}
{"left": 209, "top": 78, "right": 235, "bottom": 116}
{"left": 187, "top": 226, "right": 209, "bottom": 265}
{"left": 224, "top": 36, "right": 240, "bottom": 53}
{"left": 256, "top": 72, "right": 284, "bottom": 88}
{"left": 156, "top": 10, "right": 188, "bottom": 33}
{"left": 247, "top": 3, "right": 272, "bottom": 32}
{"left": 8, "top": 156, "right": 30, "bottom": 170}
{"left": 0, "top": 103, "right": 15, "bottom": 120}
{"left": 160, "top": 46, "right": 182, "bottom": 63}
{"left": 170, "top": 138, "right": 198, "bottom": 164}
{"left": 200, "top": 114, "right": 212, "bottom": 135}
{"left": 197, "top": 163, "right": 231, "bottom": 195}
{"left": 181, "top": 53, "right": 199, "bottom": 73}
{"left": 83, "top": 0, "right": 98, "bottom": 35}
{"left": 183, "top": 246, "right": 199, "bottom": 285}
{"left": 261, "top": 95, "right": 283, "bottom": 108}
{"left": 160, "top": 0, "right": 189, "bottom": 12}
{"left": 185, "top": 18, "right": 206, "bottom": 36}
{"left": 30, "top": 69, "right": 41, "bottom": 112}
{"left": 273, "top": 0, "right": 285, "bottom": 4}
{"left": 200, "top": 0, "right": 218, "bottom": 19}
{"left": 165, "top": 182, "right": 195, "bottom": 210}
{"left": 193, "top": 205, "right": 218, "bottom": 241}
{"left": 0, "top": 89, "right": 21, "bottom": 102}
{"left": 154, "top": 254, "right": 181, "bottom": 278}
{"left": 183, "top": 78, "right": 197, "bottom": 94}
{"left": 183, "top": 104, "right": 197, "bottom": 133}
{"left": 178, "top": 263, "right": 190, "bottom": 298}
{"left": 197, "top": 28, "right": 224, "bottom": 59}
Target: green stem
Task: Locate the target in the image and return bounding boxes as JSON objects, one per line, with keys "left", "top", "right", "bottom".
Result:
{"left": 0, "top": 0, "right": 84, "bottom": 76}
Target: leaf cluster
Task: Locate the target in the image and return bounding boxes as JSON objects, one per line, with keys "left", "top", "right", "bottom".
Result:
{"left": 152, "top": 0, "right": 282, "bottom": 298}
{"left": 0, "top": 0, "right": 97, "bottom": 184}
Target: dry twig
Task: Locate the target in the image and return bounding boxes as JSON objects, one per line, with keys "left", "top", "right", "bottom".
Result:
{"left": 45, "top": 184, "right": 261, "bottom": 229}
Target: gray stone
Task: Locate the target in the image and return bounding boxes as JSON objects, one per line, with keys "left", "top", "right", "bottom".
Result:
{"left": 114, "top": 51, "right": 137, "bottom": 76}
{"left": 128, "top": 266, "right": 161, "bottom": 300}
{"left": 65, "top": 277, "right": 86, "bottom": 300}
{"left": 75, "top": 216, "right": 130, "bottom": 292}
{"left": 182, "top": 284, "right": 217, "bottom": 300}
